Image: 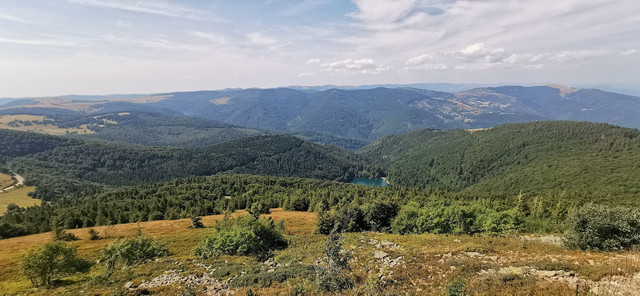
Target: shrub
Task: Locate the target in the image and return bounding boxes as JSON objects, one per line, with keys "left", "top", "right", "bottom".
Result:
{"left": 476, "top": 210, "right": 522, "bottom": 235}
{"left": 194, "top": 215, "right": 287, "bottom": 259}
{"left": 391, "top": 202, "right": 520, "bottom": 235}
{"left": 315, "top": 225, "right": 352, "bottom": 293}
{"left": 446, "top": 277, "right": 466, "bottom": 296}
{"left": 391, "top": 202, "right": 475, "bottom": 235}
{"left": 22, "top": 241, "right": 91, "bottom": 287}
{"left": 88, "top": 228, "right": 101, "bottom": 240}
{"left": 189, "top": 216, "right": 205, "bottom": 229}
{"left": 52, "top": 225, "right": 79, "bottom": 242}
{"left": 283, "top": 196, "right": 310, "bottom": 211}
{"left": 564, "top": 204, "right": 640, "bottom": 251}
{"left": 317, "top": 204, "right": 367, "bottom": 234}
{"left": 248, "top": 202, "right": 271, "bottom": 219}
{"left": 363, "top": 201, "right": 398, "bottom": 232}
{"left": 101, "top": 230, "right": 169, "bottom": 274}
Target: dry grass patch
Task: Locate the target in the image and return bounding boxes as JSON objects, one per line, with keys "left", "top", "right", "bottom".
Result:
{"left": 0, "top": 185, "right": 40, "bottom": 214}
{"left": 0, "top": 173, "right": 13, "bottom": 190}
{"left": 0, "top": 114, "right": 94, "bottom": 135}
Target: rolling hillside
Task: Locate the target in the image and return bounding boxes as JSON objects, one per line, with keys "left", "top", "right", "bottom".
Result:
{"left": 359, "top": 121, "right": 640, "bottom": 202}
{"left": 0, "top": 129, "right": 367, "bottom": 201}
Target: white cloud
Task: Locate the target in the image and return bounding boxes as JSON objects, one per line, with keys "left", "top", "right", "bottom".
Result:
{"left": 0, "top": 13, "right": 30, "bottom": 24}
{"left": 246, "top": 32, "right": 280, "bottom": 48}
{"left": 297, "top": 72, "right": 315, "bottom": 77}
{"left": 66, "top": 0, "right": 213, "bottom": 20}
{"left": 179, "top": 75, "right": 199, "bottom": 80}
{"left": 189, "top": 31, "right": 229, "bottom": 45}
{"left": 305, "top": 58, "right": 320, "bottom": 65}
{"left": 350, "top": 0, "right": 419, "bottom": 23}
{"left": 551, "top": 50, "right": 611, "bottom": 64}
{"left": 0, "top": 37, "right": 76, "bottom": 47}
{"left": 406, "top": 54, "right": 433, "bottom": 65}
{"left": 460, "top": 43, "right": 486, "bottom": 56}
{"left": 622, "top": 49, "right": 638, "bottom": 56}
{"left": 404, "top": 54, "right": 448, "bottom": 71}
{"left": 320, "top": 58, "right": 392, "bottom": 75}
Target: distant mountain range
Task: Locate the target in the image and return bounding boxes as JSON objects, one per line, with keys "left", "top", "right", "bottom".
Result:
{"left": 1, "top": 84, "right": 640, "bottom": 142}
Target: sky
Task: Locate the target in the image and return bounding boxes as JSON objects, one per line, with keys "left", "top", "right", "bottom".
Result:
{"left": 0, "top": 0, "right": 639, "bottom": 97}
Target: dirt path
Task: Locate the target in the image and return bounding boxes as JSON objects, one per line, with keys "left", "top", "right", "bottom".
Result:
{"left": 0, "top": 173, "right": 24, "bottom": 192}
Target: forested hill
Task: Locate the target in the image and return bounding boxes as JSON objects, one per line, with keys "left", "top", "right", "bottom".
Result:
{"left": 359, "top": 121, "right": 640, "bottom": 201}
{"left": 0, "top": 129, "right": 368, "bottom": 201}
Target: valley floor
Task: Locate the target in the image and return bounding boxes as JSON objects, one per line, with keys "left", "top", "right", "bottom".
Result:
{"left": 1, "top": 209, "right": 639, "bottom": 295}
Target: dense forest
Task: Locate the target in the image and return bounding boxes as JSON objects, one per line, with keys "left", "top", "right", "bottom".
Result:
{"left": 0, "top": 129, "right": 373, "bottom": 201}
{"left": 359, "top": 121, "right": 640, "bottom": 203}
{"left": 2, "top": 120, "right": 640, "bottom": 240}
{"left": 0, "top": 174, "right": 571, "bottom": 239}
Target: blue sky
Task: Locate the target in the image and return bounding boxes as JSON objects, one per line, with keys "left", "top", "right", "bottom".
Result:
{"left": 0, "top": 0, "right": 638, "bottom": 97}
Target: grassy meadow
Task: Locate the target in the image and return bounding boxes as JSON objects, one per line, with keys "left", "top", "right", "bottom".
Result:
{"left": 0, "top": 114, "right": 94, "bottom": 135}
{"left": 1, "top": 209, "right": 639, "bottom": 295}
{"left": 0, "top": 185, "right": 40, "bottom": 215}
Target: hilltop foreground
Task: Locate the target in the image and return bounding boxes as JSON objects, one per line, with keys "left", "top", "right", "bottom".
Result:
{"left": 1, "top": 209, "right": 639, "bottom": 295}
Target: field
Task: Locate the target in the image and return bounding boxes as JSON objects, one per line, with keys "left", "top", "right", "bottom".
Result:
{"left": 1, "top": 209, "right": 639, "bottom": 295}
{"left": 0, "top": 114, "right": 94, "bottom": 135}
{"left": 0, "top": 185, "right": 40, "bottom": 214}
{"left": 0, "top": 173, "right": 13, "bottom": 190}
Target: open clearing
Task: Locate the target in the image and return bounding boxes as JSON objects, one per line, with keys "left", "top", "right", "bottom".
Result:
{"left": 0, "top": 173, "right": 13, "bottom": 190}
{"left": 0, "top": 95, "right": 172, "bottom": 112}
{"left": 1, "top": 209, "right": 639, "bottom": 295}
{"left": 0, "top": 114, "right": 94, "bottom": 135}
{"left": 0, "top": 185, "right": 40, "bottom": 214}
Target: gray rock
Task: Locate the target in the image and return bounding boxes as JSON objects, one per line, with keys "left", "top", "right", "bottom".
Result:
{"left": 124, "top": 281, "right": 135, "bottom": 289}
{"left": 374, "top": 250, "right": 389, "bottom": 259}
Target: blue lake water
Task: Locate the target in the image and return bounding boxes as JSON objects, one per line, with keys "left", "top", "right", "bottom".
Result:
{"left": 349, "top": 178, "right": 390, "bottom": 187}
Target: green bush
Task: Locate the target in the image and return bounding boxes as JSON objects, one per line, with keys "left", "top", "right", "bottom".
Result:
{"left": 391, "top": 202, "right": 521, "bottom": 235}
{"left": 317, "top": 203, "right": 380, "bottom": 234}
{"left": 247, "top": 202, "right": 271, "bottom": 218}
{"left": 446, "top": 277, "right": 466, "bottom": 296}
{"left": 194, "top": 215, "right": 288, "bottom": 259}
{"left": 391, "top": 202, "right": 475, "bottom": 234}
{"left": 88, "top": 228, "right": 101, "bottom": 240}
{"left": 564, "top": 204, "right": 640, "bottom": 251}
{"left": 22, "top": 241, "right": 91, "bottom": 287}
{"left": 476, "top": 210, "right": 522, "bottom": 234}
{"left": 189, "top": 216, "right": 205, "bottom": 229}
{"left": 52, "top": 225, "right": 79, "bottom": 242}
{"left": 101, "top": 230, "right": 169, "bottom": 274}
{"left": 315, "top": 225, "right": 352, "bottom": 292}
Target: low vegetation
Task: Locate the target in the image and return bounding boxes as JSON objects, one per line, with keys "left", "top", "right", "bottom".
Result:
{"left": 21, "top": 241, "right": 90, "bottom": 287}
{"left": 0, "top": 209, "right": 638, "bottom": 295}
{"left": 0, "top": 185, "right": 40, "bottom": 215}
{"left": 563, "top": 204, "right": 640, "bottom": 251}
{"left": 194, "top": 214, "right": 287, "bottom": 259}
{"left": 101, "top": 229, "right": 169, "bottom": 275}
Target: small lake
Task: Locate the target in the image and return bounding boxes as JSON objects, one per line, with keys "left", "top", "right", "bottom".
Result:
{"left": 349, "top": 178, "right": 390, "bottom": 187}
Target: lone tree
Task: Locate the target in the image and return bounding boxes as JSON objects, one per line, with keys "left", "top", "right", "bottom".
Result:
{"left": 21, "top": 241, "right": 90, "bottom": 287}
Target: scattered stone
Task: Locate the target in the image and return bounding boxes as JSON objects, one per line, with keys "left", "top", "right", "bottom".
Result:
{"left": 137, "top": 269, "right": 234, "bottom": 295}
{"left": 381, "top": 240, "right": 399, "bottom": 249}
{"left": 124, "top": 281, "right": 135, "bottom": 289}
{"left": 463, "top": 251, "right": 483, "bottom": 258}
{"left": 374, "top": 250, "right": 389, "bottom": 259}
{"left": 264, "top": 258, "right": 276, "bottom": 267}
{"left": 519, "top": 235, "right": 563, "bottom": 246}
{"left": 453, "top": 239, "right": 461, "bottom": 243}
